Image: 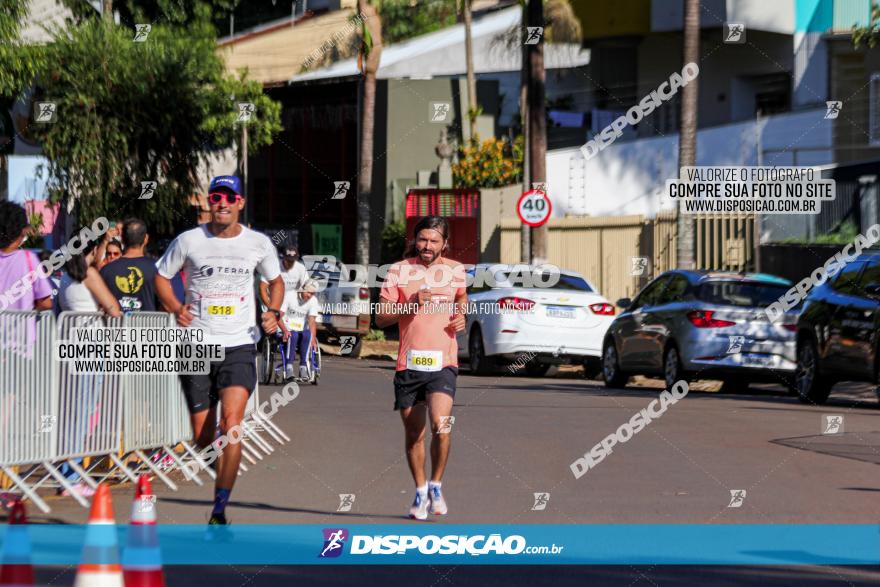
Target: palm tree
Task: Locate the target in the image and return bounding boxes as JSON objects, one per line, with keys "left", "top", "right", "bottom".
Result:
{"left": 356, "top": 0, "right": 383, "bottom": 265}
{"left": 522, "top": 0, "right": 581, "bottom": 264}
{"left": 462, "top": 0, "right": 477, "bottom": 141}
{"left": 676, "top": 0, "right": 699, "bottom": 269}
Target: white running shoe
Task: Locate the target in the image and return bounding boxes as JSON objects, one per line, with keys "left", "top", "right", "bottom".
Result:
{"left": 299, "top": 365, "right": 310, "bottom": 380}
{"left": 284, "top": 364, "right": 295, "bottom": 380}
{"left": 428, "top": 485, "right": 447, "bottom": 515}
{"left": 408, "top": 491, "right": 428, "bottom": 520}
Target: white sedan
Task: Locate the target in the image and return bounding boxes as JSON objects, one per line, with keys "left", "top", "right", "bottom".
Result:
{"left": 456, "top": 264, "right": 616, "bottom": 377}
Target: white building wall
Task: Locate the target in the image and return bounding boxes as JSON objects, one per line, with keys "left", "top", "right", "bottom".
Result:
{"left": 544, "top": 107, "right": 832, "bottom": 220}
{"left": 651, "top": 0, "right": 795, "bottom": 34}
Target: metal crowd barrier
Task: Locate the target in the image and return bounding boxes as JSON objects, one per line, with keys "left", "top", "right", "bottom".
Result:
{"left": 52, "top": 312, "right": 125, "bottom": 507}
{"left": 0, "top": 311, "right": 59, "bottom": 513}
{"left": 109, "top": 312, "right": 195, "bottom": 490}
{"left": 0, "top": 310, "right": 294, "bottom": 512}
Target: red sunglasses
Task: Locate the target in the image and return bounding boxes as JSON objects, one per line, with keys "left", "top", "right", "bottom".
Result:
{"left": 208, "top": 192, "right": 243, "bottom": 205}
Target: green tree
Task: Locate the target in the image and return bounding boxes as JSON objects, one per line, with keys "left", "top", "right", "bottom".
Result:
{"left": 0, "top": 0, "right": 44, "bottom": 98}
{"left": 853, "top": 2, "right": 880, "bottom": 47}
{"left": 676, "top": 0, "right": 700, "bottom": 270}
{"left": 1, "top": 0, "right": 46, "bottom": 201}
{"left": 377, "top": 0, "right": 457, "bottom": 45}
{"left": 22, "top": 10, "right": 280, "bottom": 232}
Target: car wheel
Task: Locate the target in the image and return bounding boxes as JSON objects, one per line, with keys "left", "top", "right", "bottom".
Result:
{"left": 582, "top": 357, "right": 602, "bottom": 380}
{"left": 524, "top": 361, "right": 551, "bottom": 377}
{"left": 663, "top": 345, "right": 689, "bottom": 390}
{"left": 795, "top": 338, "right": 832, "bottom": 404}
{"left": 469, "top": 326, "right": 494, "bottom": 376}
{"left": 602, "top": 341, "right": 628, "bottom": 388}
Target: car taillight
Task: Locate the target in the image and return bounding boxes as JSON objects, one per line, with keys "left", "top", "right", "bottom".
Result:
{"left": 589, "top": 303, "right": 615, "bottom": 316}
{"left": 497, "top": 296, "right": 535, "bottom": 311}
{"left": 359, "top": 287, "right": 369, "bottom": 300}
{"left": 687, "top": 310, "right": 736, "bottom": 328}
{"left": 782, "top": 323, "right": 797, "bottom": 332}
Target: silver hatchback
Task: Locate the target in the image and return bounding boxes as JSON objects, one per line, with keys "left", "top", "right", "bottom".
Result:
{"left": 602, "top": 271, "right": 798, "bottom": 392}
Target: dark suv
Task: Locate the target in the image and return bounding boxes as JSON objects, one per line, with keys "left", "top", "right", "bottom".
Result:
{"left": 795, "top": 252, "right": 880, "bottom": 404}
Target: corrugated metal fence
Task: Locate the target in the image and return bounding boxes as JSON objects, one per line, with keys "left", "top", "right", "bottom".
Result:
{"left": 499, "top": 211, "right": 755, "bottom": 303}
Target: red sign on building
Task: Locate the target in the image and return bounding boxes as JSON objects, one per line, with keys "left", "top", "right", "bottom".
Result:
{"left": 405, "top": 189, "right": 480, "bottom": 264}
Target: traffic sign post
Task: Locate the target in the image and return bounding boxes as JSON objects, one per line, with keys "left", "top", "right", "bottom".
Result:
{"left": 516, "top": 189, "right": 552, "bottom": 227}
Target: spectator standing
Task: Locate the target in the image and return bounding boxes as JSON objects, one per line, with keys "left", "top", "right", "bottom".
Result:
{"left": 100, "top": 218, "right": 158, "bottom": 312}
{"left": 58, "top": 239, "right": 121, "bottom": 317}
{"left": 0, "top": 201, "right": 53, "bottom": 312}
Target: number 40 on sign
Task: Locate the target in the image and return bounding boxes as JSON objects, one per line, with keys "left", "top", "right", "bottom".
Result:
{"left": 517, "top": 189, "right": 552, "bottom": 227}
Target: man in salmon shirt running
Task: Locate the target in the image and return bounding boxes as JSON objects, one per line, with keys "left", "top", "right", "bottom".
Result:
{"left": 376, "top": 216, "right": 468, "bottom": 520}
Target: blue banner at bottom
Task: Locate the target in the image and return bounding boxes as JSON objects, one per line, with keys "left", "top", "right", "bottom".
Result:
{"left": 0, "top": 525, "right": 878, "bottom": 565}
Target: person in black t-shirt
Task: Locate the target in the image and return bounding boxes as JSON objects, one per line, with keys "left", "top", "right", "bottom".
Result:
{"left": 100, "top": 218, "right": 158, "bottom": 312}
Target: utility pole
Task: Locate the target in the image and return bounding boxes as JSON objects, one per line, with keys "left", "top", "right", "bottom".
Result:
{"left": 520, "top": 3, "right": 530, "bottom": 264}
{"left": 755, "top": 109, "right": 762, "bottom": 272}
{"left": 526, "top": 0, "right": 547, "bottom": 264}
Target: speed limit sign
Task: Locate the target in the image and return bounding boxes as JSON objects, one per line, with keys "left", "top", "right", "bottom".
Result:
{"left": 516, "top": 189, "right": 552, "bottom": 227}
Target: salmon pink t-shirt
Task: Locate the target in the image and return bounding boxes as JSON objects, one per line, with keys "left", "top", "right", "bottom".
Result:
{"left": 380, "top": 257, "right": 467, "bottom": 372}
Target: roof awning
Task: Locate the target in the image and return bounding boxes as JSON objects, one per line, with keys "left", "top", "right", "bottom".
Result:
{"left": 290, "top": 6, "right": 590, "bottom": 84}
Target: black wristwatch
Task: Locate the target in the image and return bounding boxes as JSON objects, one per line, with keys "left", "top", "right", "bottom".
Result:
{"left": 266, "top": 309, "right": 281, "bottom": 320}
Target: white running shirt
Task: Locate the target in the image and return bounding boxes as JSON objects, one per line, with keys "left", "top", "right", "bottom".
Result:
{"left": 281, "top": 294, "right": 319, "bottom": 331}
{"left": 156, "top": 225, "right": 281, "bottom": 348}
{"left": 261, "top": 260, "right": 308, "bottom": 310}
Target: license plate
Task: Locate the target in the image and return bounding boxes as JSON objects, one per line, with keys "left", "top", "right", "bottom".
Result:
{"left": 546, "top": 305, "right": 576, "bottom": 319}
{"left": 333, "top": 316, "right": 357, "bottom": 330}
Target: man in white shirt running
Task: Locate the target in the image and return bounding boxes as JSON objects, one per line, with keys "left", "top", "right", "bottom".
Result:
{"left": 259, "top": 244, "right": 308, "bottom": 309}
{"left": 155, "top": 175, "right": 285, "bottom": 525}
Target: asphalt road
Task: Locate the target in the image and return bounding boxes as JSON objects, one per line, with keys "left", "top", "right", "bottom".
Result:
{"left": 14, "top": 356, "right": 880, "bottom": 584}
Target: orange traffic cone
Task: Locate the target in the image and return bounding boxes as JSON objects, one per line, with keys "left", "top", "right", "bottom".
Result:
{"left": 0, "top": 500, "right": 34, "bottom": 586}
{"left": 75, "top": 484, "right": 123, "bottom": 587}
{"left": 122, "top": 476, "right": 164, "bottom": 587}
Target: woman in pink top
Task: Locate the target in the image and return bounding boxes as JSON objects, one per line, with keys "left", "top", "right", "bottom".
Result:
{"left": 0, "top": 201, "right": 53, "bottom": 312}
{"left": 376, "top": 216, "right": 467, "bottom": 521}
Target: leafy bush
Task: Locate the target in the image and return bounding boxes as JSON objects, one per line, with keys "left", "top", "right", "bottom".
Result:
{"left": 364, "top": 328, "right": 386, "bottom": 342}
{"left": 380, "top": 220, "right": 407, "bottom": 265}
{"left": 781, "top": 221, "right": 859, "bottom": 245}
{"left": 452, "top": 135, "right": 524, "bottom": 189}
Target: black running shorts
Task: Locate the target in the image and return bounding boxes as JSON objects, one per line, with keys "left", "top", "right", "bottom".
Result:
{"left": 179, "top": 344, "right": 257, "bottom": 413}
{"left": 393, "top": 367, "right": 458, "bottom": 410}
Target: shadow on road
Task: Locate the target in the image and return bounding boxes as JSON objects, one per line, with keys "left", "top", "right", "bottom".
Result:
{"left": 770, "top": 431, "right": 880, "bottom": 466}
{"left": 457, "top": 375, "right": 878, "bottom": 411}
{"left": 159, "top": 496, "right": 411, "bottom": 521}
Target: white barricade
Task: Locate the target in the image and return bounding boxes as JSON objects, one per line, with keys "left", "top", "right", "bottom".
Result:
{"left": 112, "top": 312, "right": 193, "bottom": 490}
{"left": 0, "top": 311, "right": 59, "bottom": 513}
{"left": 0, "top": 309, "right": 294, "bottom": 511}
{"left": 55, "top": 312, "right": 124, "bottom": 460}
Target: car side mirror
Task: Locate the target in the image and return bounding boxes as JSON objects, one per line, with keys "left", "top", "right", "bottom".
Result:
{"left": 864, "top": 283, "right": 880, "bottom": 299}
{"left": 616, "top": 298, "right": 632, "bottom": 309}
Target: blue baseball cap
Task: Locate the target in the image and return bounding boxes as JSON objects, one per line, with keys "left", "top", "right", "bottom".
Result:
{"left": 209, "top": 175, "right": 243, "bottom": 196}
